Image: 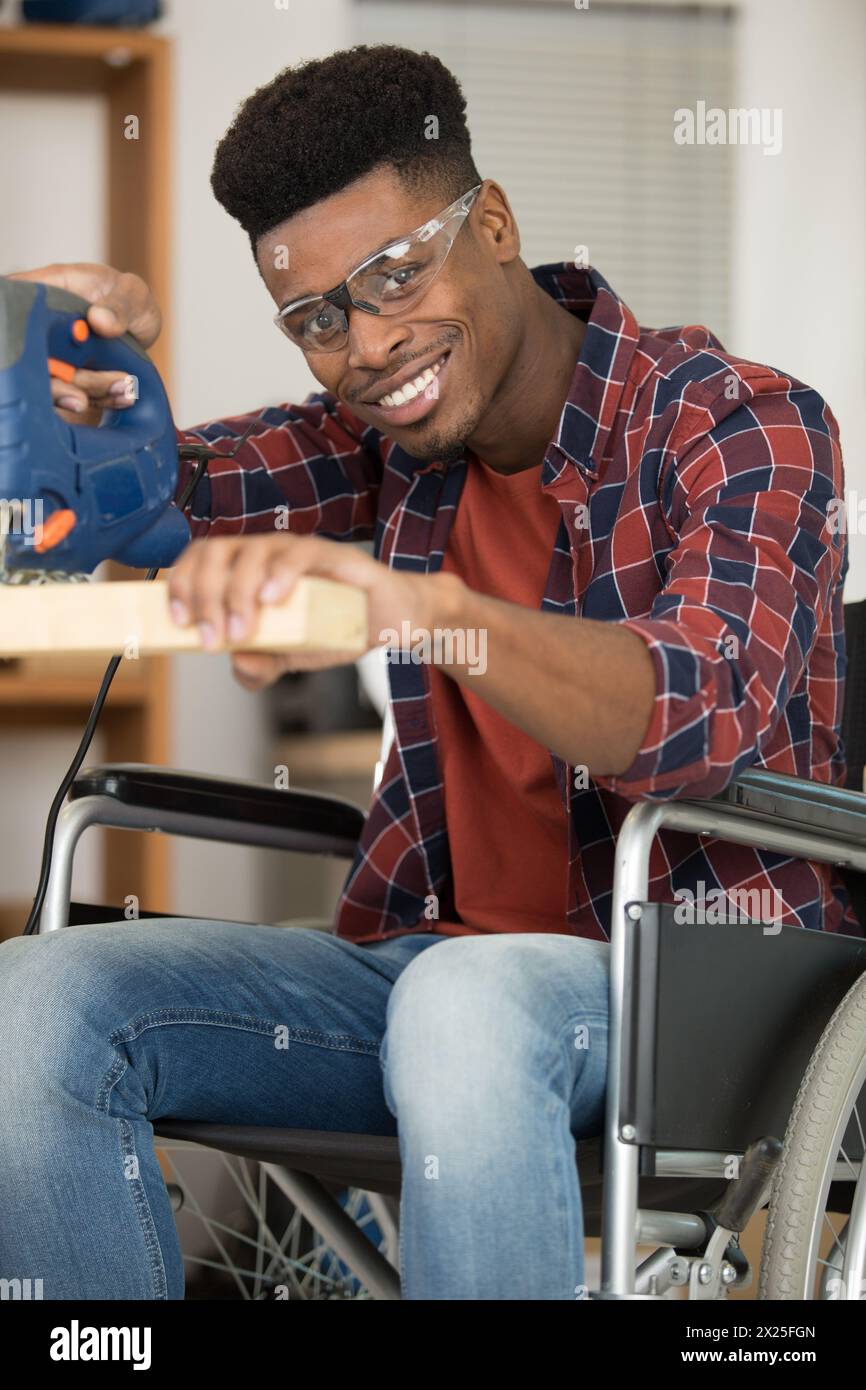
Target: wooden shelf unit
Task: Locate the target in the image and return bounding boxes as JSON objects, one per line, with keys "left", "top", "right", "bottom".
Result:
{"left": 0, "top": 22, "right": 174, "bottom": 923}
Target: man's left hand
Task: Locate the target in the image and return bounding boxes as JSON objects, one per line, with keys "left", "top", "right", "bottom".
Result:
{"left": 166, "top": 532, "right": 458, "bottom": 691}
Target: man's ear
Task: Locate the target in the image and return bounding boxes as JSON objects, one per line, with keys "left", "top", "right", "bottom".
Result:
{"left": 474, "top": 181, "right": 521, "bottom": 266}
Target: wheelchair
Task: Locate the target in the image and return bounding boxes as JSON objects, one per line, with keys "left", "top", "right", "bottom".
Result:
{"left": 32, "top": 602, "right": 866, "bottom": 1301}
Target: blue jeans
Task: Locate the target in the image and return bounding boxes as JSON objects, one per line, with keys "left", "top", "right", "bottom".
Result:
{"left": 0, "top": 918, "right": 609, "bottom": 1300}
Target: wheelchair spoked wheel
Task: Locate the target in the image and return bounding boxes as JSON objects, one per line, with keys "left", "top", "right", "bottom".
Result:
{"left": 157, "top": 1143, "right": 391, "bottom": 1299}
{"left": 759, "top": 968, "right": 866, "bottom": 1300}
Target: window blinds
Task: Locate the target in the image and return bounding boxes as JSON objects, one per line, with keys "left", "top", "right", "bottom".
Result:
{"left": 353, "top": 0, "right": 735, "bottom": 344}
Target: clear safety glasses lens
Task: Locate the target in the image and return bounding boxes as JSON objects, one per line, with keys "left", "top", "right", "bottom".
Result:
{"left": 275, "top": 190, "right": 478, "bottom": 352}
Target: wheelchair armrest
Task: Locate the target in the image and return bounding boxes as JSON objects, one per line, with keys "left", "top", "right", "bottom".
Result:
{"left": 70, "top": 762, "right": 365, "bottom": 856}
{"left": 708, "top": 767, "right": 866, "bottom": 848}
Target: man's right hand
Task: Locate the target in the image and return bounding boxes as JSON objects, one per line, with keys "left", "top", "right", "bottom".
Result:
{"left": 7, "top": 262, "right": 161, "bottom": 418}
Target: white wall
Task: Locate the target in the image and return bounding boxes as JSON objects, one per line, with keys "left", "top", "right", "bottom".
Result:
{"left": 731, "top": 0, "right": 866, "bottom": 597}
{"left": 151, "top": 0, "right": 352, "bottom": 921}
{"left": 157, "top": 0, "right": 351, "bottom": 424}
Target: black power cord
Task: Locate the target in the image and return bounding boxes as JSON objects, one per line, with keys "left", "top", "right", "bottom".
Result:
{"left": 21, "top": 423, "right": 256, "bottom": 937}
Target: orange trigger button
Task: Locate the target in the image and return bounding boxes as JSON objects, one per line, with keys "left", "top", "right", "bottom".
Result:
{"left": 34, "top": 509, "right": 77, "bottom": 554}
{"left": 47, "top": 356, "right": 76, "bottom": 383}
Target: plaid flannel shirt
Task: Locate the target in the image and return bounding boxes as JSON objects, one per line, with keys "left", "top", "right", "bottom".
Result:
{"left": 176, "top": 263, "right": 861, "bottom": 942}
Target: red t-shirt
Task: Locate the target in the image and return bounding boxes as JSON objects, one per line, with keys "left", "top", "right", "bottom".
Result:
{"left": 428, "top": 453, "right": 570, "bottom": 935}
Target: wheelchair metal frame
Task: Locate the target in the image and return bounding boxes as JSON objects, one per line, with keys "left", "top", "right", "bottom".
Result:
{"left": 37, "top": 765, "right": 866, "bottom": 1300}
{"left": 604, "top": 792, "right": 866, "bottom": 1298}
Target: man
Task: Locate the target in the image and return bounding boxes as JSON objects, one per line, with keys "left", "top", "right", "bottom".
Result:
{"left": 0, "top": 43, "right": 857, "bottom": 1301}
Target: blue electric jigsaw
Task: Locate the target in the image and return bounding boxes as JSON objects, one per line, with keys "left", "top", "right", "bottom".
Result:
{"left": 0, "top": 274, "right": 191, "bottom": 577}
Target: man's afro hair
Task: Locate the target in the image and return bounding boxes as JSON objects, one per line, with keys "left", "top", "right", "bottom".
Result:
{"left": 210, "top": 43, "right": 482, "bottom": 253}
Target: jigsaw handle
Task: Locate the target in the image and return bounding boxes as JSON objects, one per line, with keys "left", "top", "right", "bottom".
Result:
{"left": 0, "top": 275, "right": 189, "bottom": 574}
{"left": 42, "top": 281, "right": 162, "bottom": 436}
{"left": 1, "top": 278, "right": 158, "bottom": 401}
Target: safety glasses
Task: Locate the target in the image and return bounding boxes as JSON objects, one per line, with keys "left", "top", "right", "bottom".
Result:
{"left": 273, "top": 184, "right": 482, "bottom": 352}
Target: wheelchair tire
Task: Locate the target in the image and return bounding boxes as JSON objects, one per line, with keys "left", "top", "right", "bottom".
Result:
{"left": 759, "top": 967, "right": 866, "bottom": 1300}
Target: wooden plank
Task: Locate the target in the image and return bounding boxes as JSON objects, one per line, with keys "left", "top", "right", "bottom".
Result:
{"left": 0, "top": 577, "right": 368, "bottom": 659}
{"left": 0, "top": 679, "right": 147, "bottom": 710}
{"left": 107, "top": 41, "right": 172, "bottom": 385}
{"left": 0, "top": 26, "right": 165, "bottom": 95}
{"left": 0, "top": 23, "right": 164, "bottom": 62}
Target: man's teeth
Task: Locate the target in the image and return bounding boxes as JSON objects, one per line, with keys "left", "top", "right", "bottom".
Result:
{"left": 378, "top": 355, "right": 446, "bottom": 408}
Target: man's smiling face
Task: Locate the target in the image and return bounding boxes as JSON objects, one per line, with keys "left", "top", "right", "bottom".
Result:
{"left": 256, "top": 166, "right": 520, "bottom": 464}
